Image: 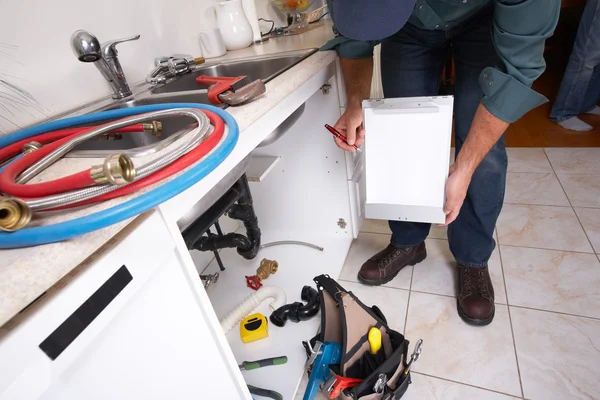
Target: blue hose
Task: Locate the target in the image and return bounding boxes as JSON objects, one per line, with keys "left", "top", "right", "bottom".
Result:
{"left": 0, "top": 103, "right": 238, "bottom": 249}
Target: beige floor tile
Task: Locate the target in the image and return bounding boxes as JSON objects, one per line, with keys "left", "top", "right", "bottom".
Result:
{"left": 574, "top": 207, "right": 600, "bottom": 253}
{"left": 507, "top": 148, "right": 553, "bottom": 173}
{"left": 501, "top": 246, "right": 600, "bottom": 318}
{"left": 545, "top": 148, "right": 600, "bottom": 174}
{"left": 511, "top": 307, "right": 600, "bottom": 400}
{"left": 557, "top": 174, "right": 600, "bottom": 208}
{"left": 404, "top": 292, "right": 521, "bottom": 396}
{"left": 411, "top": 239, "right": 507, "bottom": 304}
{"left": 505, "top": 172, "right": 569, "bottom": 206}
{"left": 361, "top": 219, "right": 391, "bottom": 235}
{"left": 294, "top": 373, "right": 328, "bottom": 400}
{"left": 404, "top": 374, "right": 518, "bottom": 400}
{"left": 341, "top": 281, "right": 409, "bottom": 333}
{"left": 339, "top": 233, "right": 413, "bottom": 290}
{"left": 496, "top": 204, "right": 592, "bottom": 253}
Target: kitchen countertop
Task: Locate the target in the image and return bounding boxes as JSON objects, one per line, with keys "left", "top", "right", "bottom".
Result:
{"left": 0, "top": 22, "right": 337, "bottom": 328}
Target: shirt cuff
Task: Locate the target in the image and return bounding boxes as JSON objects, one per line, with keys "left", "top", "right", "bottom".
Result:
{"left": 320, "top": 36, "right": 377, "bottom": 59}
{"left": 479, "top": 67, "right": 548, "bottom": 123}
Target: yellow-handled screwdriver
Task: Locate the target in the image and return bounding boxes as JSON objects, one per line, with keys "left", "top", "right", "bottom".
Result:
{"left": 368, "top": 327, "right": 382, "bottom": 354}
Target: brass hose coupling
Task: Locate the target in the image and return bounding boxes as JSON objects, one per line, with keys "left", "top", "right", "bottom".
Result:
{"left": 256, "top": 258, "right": 279, "bottom": 280}
{"left": 0, "top": 196, "right": 32, "bottom": 232}
{"left": 22, "top": 141, "right": 43, "bottom": 154}
{"left": 90, "top": 154, "right": 136, "bottom": 185}
{"left": 142, "top": 120, "right": 163, "bottom": 136}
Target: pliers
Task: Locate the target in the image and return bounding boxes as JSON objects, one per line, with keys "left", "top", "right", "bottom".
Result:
{"left": 248, "top": 385, "right": 283, "bottom": 400}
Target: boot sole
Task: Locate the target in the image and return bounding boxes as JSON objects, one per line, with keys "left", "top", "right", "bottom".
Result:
{"left": 357, "top": 250, "right": 427, "bottom": 286}
{"left": 457, "top": 301, "right": 495, "bottom": 326}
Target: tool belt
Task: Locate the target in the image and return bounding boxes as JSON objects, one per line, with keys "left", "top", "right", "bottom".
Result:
{"left": 305, "top": 274, "right": 412, "bottom": 400}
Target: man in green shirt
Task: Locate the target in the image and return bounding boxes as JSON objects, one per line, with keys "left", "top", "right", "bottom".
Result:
{"left": 323, "top": 0, "right": 559, "bottom": 326}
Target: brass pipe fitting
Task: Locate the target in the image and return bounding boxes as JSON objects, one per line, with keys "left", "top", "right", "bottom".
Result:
{"left": 22, "top": 141, "right": 43, "bottom": 154}
{"left": 90, "top": 154, "right": 136, "bottom": 185}
{"left": 256, "top": 258, "right": 279, "bottom": 280}
{"left": 142, "top": 121, "right": 163, "bottom": 136}
{"left": 0, "top": 197, "right": 32, "bottom": 231}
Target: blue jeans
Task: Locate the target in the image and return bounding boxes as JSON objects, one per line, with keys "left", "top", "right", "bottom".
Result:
{"left": 380, "top": 6, "right": 507, "bottom": 267}
{"left": 550, "top": 0, "right": 600, "bottom": 122}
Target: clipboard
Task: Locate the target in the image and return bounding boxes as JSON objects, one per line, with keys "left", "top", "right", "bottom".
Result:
{"left": 362, "top": 96, "right": 454, "bottom": 224}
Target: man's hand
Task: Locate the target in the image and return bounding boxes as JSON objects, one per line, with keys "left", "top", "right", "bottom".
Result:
{"left": 333, "top": 106, "right": 365, "bottom": 152}
{"left": 443, "top": 164, "right": 472, "bottom": 225}
{"left": 442, "top": 103, "right": 509, "bottom": 225}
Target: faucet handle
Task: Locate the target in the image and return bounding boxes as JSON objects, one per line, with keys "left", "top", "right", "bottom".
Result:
{"left": 101, "top": 34, "right": 141, "bottom": 59}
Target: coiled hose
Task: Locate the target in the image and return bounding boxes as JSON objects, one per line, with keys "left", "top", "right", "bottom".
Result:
{"left": 0, "top": 103, "right": 238, "bottom": 249}
{"left": 220, "top": 285, "right": 287, "bottom": 334}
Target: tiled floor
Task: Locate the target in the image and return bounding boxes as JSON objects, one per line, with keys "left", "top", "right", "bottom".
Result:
{"left": 295, "top": 148, "right": 600, "bottom": 400}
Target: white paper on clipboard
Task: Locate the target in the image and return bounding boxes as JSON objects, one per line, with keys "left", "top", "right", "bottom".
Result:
{"left": 362, "top": 96, "right": 454, "bottom": 224}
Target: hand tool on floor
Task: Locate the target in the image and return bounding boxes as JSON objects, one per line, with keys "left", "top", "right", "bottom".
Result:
{"left": 247, "top": 384, "right": 283, "bottom": 400}
{"left": 303, "top": 341, "right": 341, "bottom": 400}
{"left": 240, "top": 312, "right": 269, "bottom": 343}
{"left": 368, "top": 326, "right": 382, "bottom": 354}
{"left": 324, "top": 124, "right": 364, "bottom": 154}
{"left": 239, "top": 355, "right": 288, "bottom": 371}
{"left": 196, "top": 75, "right": 266, "bottom": 106}
{"left": 199, "top": 272, "right": 219, "bottom": 289}
{"left": 403, "top": 338, "right": 423, "bottom": 375}
{"left": 327, "top": 375, "right": 363, "bottom": 399}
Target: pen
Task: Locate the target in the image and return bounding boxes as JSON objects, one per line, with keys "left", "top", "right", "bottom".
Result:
{"left": 324, "top": 124, "right": 364, "bottom": 154}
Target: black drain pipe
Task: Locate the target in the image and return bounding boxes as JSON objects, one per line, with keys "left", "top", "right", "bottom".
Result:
{"left": 182, "top": 174, "right": 261, "bottom": 260}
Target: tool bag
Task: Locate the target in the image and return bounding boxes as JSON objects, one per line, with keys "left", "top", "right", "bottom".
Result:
{"left": 305, "top": 274, "right": 412, "bottom": 399}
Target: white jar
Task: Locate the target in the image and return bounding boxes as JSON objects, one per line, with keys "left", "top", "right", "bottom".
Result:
{"left": 215, "top": 0, "right": 253, "bottom": 51}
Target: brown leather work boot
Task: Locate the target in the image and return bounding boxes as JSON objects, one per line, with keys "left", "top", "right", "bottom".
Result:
{"left": 357, "top": 242, "right": 427, "bottom": 286}
{"left": 457, "top": 265, "right": 495, "bottom": 326}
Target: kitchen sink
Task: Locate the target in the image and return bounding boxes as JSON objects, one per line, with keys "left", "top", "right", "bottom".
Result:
{"left": 151, "top": 49, "right": 317, "bottom": 95}
{"left": 65, "top": 48, "right": 317, "bottom": 157}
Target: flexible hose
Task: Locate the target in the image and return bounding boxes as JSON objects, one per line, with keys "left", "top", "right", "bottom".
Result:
{"left": 0, "top": 123, "right": 153, "bottom": 164}
{"left": 0, "top": 133, "right": 99, "bottom": 197}
{"left": 24, "top": 111, "right": 211, "bottom": 211}
{"left": 18, "top": 109, "right": 207, "bottom": 184}
{"left": 0, "top": 154, "right": 23, "bottom": 174}
{"left": 0, "top": 103, "right": 237, "bottom": 249}
{"left": 46, "top": 110, "right": 224, "bottom": 210}
{"left": 219, "top": 286, "right": 287, "bottom": 334}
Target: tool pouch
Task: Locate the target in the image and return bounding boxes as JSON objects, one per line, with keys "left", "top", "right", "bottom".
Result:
{"left": 305, "top": 274, "right": 412, "bottom": 400}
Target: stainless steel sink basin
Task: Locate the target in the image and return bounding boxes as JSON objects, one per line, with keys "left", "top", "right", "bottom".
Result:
{"left": 64, "top": 48, "right": 317, "bottom": 157}
{"left": 151, "top": 49, "right": 317, "bottom": 95}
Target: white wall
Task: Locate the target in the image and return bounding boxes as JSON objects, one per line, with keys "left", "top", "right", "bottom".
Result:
{"left": 0, "top": 0, "right": 322, "bottom": 136}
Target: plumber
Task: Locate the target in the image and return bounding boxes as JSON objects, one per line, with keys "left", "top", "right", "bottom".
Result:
{"left": 322, "top": 0, "right": 560, "bottom": 326}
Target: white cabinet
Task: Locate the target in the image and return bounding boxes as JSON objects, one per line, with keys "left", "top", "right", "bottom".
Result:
{"left": 0, "top": 212, "right": 246, "bottom": 400}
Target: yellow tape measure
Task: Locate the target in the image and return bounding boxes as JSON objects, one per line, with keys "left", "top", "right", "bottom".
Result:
{"left": 240, "top": 313, "right": 269, "bottom": 343}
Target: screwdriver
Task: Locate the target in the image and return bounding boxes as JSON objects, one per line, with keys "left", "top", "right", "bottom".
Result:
{"left": 238, "top": 355, "right": 288, "bottom": 371}
{"left": 324, "top": 124, "right": 364, "bottom": 154}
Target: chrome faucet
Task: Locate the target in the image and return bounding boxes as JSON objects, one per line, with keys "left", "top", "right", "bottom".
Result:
{"left": 71, "top": 30, "right": 140, "bottom": 99}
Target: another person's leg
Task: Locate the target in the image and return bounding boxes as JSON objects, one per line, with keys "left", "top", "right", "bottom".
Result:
{"left": 550, "top": 0, "right": 600, "bottom": 131}
{"left": 450, "top": 6, "right": 507, "bottom": 325}
{"left": 356, "top": 23, "right": 448, "bottom": 285}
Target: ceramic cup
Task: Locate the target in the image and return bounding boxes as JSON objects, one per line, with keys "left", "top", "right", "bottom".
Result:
{"left": 198, "top": 29, "right": 227, "bottom": 58}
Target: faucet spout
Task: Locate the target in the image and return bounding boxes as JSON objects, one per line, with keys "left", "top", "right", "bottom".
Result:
{"left": 71, "top": 30, "right": 140, "bottom": 99}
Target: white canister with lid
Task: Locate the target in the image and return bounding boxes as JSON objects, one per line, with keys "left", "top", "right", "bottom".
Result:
{"left": 215, "top": 0, "right": 253, "bottom": 51}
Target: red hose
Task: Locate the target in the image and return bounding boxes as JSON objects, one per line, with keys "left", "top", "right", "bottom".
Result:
{"left": 48, "top": 110, "right": 224, "bottom": 211}
{"left": 0, "top": 123, "right": 150, "bottom": 164}
{"left": 0, "top": 131, "right": 99, "bottom": 197}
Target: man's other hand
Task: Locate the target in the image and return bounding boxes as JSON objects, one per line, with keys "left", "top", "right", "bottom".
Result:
{"left": 443, "top": 164, "right": 472, "bottom": 225}
{"left": 333, "top": 106, "right": 365, "bottom": 152}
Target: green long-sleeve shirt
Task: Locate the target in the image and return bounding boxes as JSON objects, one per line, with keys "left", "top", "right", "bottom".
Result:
{"left": 321, "top": 0, "right": 560, "bottom": 123}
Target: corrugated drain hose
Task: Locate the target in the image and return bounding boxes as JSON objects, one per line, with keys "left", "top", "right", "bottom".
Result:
{"left": 220, "top": 285, "right": 287, "bottom": 334}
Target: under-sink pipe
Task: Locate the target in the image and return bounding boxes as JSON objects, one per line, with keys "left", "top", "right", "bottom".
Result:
{"left": 269, "top": 286, "right": 319, "bottom": 327}
{"left": 219, "top": 285, "right": 287, "bottom": 334}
